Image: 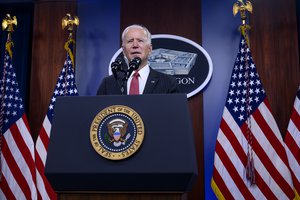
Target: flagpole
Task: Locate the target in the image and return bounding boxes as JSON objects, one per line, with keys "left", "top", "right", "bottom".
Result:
{"left": 0, "top": 14, "right": 17, "bottom": 181}
{"left": 233, "top": 0, "right": 256, "bottom": 186}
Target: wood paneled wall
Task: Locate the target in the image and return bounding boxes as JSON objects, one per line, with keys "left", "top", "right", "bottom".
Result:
{"left": 29, "top": 0, "right": 77, "bottom": 140}
{"left": 121, "top": 1, "right": 203, "bottom": 199}
{"left": 250, "top": 0, "right": 300, "bottom": 135}
{"left": 27, "top": 0, "right": 300, "bottom": 199}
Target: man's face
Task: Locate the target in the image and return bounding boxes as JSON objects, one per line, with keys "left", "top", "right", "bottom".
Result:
{"left": 122, "top": 27, "right": 152, "bottom": 68}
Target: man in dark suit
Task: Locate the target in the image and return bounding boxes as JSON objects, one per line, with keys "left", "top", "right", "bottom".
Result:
{"left": 97, "top": 24, "right": 179, "bottom": 95}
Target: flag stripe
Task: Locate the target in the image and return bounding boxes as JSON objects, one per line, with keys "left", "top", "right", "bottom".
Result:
{"left": 213, "top": 162, "right": 234, "bottom": 199}
{"left": 14, "top": 116, "right": 36, "bottom": 179}
{"left": 0, "top": 164, "right": 17, "bottom": 200}
{"left": 285, "top": 129, "right": 300, "bottom": 167}
{"left": 36, "top": 127, "right": 49, "bottom": 165}
{"left": 213, "top": 152, "right": 244, "bottom": 199}
{"left": 291, "top": 98, "right": 300, "bottom": 131}
{"left": 286, "top": 146, "right": 300, "bottom": 190}
{"left": 242, "top": 114, "right": 293, "bottom": 198}
{"left": 2, "top": 136, "right": 29, "bottom": 199}
{"left": 215, "top": 140, "right": 256, "bottom": 199}
{"left": 285, "top": 88, "right": 300, "bottom": 198}
{"left": 256, "top": 101, "right": 291, "bottom": 161}
{"left": 220, "top": 109, "right": 275, "bottom": 199}
{"left": 35, "top": 154, "right": 53, "bottom": 200}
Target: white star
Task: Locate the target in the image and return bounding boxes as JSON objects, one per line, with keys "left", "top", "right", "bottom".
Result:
{"left": 231, "top": 82, "right": 236, "bottom": 88}
{"left": 233, "top": 106, "right": 238, "bottom": 112}
{"left": 241, "top": 98, "right": 246, "bottom": 104}
{"left": 255, "top": 88, "right": 260, "bottom": 94}
{"left": 238, "top": 114, "right": 244, "bottom": 121}
{"left": 247, "top": 105, "right": 252, "bottom": 112}
{"left": 249, "top": 80, "right": 254, "bottom": 86}
{"left": 235, "top": 98, "right": 240, "bottom": 104}
{"left": 240, "top": 106, "right": 245, "bottom": 112}
{"left": 232, "top": 73, "right": 237, "bottom": 79}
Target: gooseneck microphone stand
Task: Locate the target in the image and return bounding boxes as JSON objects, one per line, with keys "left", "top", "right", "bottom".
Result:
{"left": 111, "top": 57, "right": 142, "bottom": 95}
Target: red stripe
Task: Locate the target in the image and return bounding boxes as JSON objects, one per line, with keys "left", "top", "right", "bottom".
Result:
{"left": 12, "top": 117, "right": 36, "bottom": 181}
{"left": 285, "top": 131, "right": 300, "bottom": 166}
{"left": 37, "top": 189, "right": 42, "bottom": 200}
{"left": 35, "top": 149, "right": 57, "bottom": 200}
{"left": 0, "top": 176, "right": 16, "bottom": 200}
{"left": 254, "top": 103, "right": 289, "bottom": 164}
{"left": 221, "top": 117, "right": 279, "bottom": 199}
{"left": 241, "top": 114, "right": 294, "bottom": 198}
{"left": 291, "top": 170, "right": 300, "bottom": 198}
{"left": 252, "top": 168, "right": 277, "bottom": 199}
{"left": 291, "top": 106, "right": 300, "bottom": 131}
{"left": 21, "top": 114, "right": 32, "bottom": 135}
{"left": 220, "top": 118, "right": 247, "bottom": 165}
{"left": 38, "top": 125, "right": 50, "bottom": 153}
{"left": 2, "top": 137, "right": 31, "bottom": 199}
{"left": 215, "top": 140, "right": 255, "bottom": 199}
{"left": 212, "top": 166, "right": 234, "bottom": 199}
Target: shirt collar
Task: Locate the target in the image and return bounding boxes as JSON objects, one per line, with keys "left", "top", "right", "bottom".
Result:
{"left": 130, "top": 64, "right": 150, "bottom": 80}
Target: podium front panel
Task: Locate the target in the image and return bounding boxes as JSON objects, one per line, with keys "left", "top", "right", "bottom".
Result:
{"left": 45, "top": 94, "right": 197, "bottom": 192}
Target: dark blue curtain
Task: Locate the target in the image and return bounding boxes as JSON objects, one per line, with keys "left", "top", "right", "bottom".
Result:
{"left": 0, "top": 2, "right": 33, "bottom": 113}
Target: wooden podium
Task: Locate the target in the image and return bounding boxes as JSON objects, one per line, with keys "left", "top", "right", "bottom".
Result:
{"left": 45, "top": 94, "right": 197, "bottom": 200}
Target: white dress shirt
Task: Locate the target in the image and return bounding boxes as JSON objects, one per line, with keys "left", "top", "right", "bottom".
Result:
{"left": 127, "top": 64, "right": 150, "bottom": 94}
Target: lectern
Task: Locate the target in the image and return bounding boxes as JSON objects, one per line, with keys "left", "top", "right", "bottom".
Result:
{"left": 45, "top": 94, "right": 197, "bottom": 200}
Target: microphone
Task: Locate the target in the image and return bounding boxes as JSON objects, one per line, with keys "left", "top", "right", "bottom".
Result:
{"left": 111, "top": 58, "right": 123, "bottom": 79}
{"left": 126, "top": 57, "right": 142, "bottom": 80}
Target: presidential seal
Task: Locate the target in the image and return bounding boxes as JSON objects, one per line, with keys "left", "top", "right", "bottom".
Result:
{"left": 90, "top": 105, "right": 144, "bottom": 160}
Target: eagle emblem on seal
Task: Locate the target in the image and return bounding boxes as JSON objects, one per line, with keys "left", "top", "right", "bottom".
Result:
{"left": 107, "top": 118, "right": 131, "bottom": 147}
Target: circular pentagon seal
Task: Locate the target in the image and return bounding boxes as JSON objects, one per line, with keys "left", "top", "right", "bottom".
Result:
{"left": 90, "top": 105, "right": 144, "bottom": 160}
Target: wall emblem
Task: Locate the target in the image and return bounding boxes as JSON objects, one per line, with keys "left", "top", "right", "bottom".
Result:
{"left": 110, "top": 34, "right": 213, "bottom": 98}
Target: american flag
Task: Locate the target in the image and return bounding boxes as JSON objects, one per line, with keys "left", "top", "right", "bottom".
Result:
{"left": 0, "top": 41, "right": 37, "bottom": 199}
{"left": 35, "top": 49, "right": 78, "bottom": 200}
{"left": 284, "top": 87, "right": 300, "bottom": 199}
{"left": 211, "top": 35, "right": 295, "bottom": 199}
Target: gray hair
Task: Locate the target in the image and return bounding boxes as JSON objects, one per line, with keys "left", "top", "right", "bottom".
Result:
{"left": 121, "top": 24, "right": 152, "bottom": 45}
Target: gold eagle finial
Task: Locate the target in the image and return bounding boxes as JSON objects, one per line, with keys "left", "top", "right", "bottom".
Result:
{"left": 2, "top": 14, "right": 17, "bottom": 32}
{"left": 233, "top": 0, "right": 253, "bottom": 46}
{"left": 62, "top": 13, "right": 79, "bottom": 31}
{"left": 233, "top": 0, "right": 252, "bottom": 25}
{"left": 62, "top": 14, "right": 79, "bottom": 66}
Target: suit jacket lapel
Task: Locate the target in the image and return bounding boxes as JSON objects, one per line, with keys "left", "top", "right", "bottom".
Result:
{"left": 143, "top": 68, "right": 159, "bottom": 94}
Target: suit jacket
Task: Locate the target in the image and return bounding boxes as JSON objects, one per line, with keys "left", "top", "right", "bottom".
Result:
{"left": 97, "top": 68, "right": 180, "bottom": 95}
